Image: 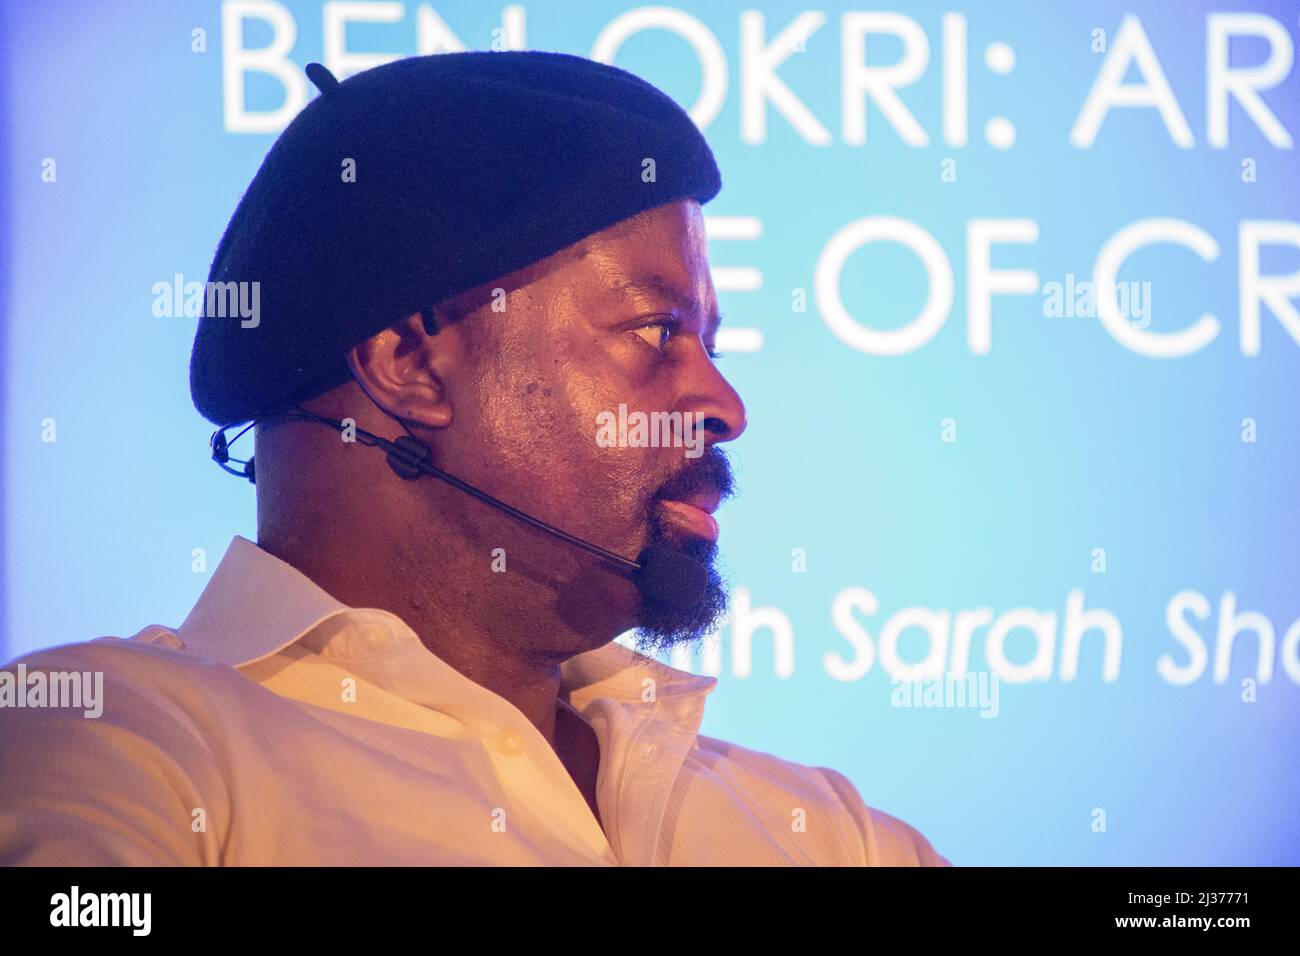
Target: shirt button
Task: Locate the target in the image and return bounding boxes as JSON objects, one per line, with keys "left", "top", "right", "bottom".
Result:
{"left": 498, "top": 732, "right": 525, "bottom": 757}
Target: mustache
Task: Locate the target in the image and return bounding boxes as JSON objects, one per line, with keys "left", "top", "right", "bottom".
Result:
{"left": 650, "top": 446, "right": 737, "bottom": 508}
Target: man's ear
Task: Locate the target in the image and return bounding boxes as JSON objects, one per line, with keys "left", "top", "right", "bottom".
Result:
{"left": 346, "top": 311, "right": 453, "bottom": 430}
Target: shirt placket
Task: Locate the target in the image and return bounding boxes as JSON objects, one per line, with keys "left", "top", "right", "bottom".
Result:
{"left": 578, "top": 690, "right": 706, "bottom": 866}
{"left": 330, "top": 631, "right": 620, "bottom": 864}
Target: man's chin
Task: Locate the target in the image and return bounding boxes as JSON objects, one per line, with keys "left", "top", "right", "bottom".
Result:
{"left": 630, "top": 534, "right": 728, "bottom": 655}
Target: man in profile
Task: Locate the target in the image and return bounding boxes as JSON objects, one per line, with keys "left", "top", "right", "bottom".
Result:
{"left": 0, "top": 51, "right": 948, "bottom": 866}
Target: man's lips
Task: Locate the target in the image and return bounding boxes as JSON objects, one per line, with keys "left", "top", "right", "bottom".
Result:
{"left": 655, "top": 494, "right": 721, "bottom": 543}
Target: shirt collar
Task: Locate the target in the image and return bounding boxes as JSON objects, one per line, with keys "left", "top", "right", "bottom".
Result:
{"left": 177, "top": 535, "right": 718, "bottom": 707}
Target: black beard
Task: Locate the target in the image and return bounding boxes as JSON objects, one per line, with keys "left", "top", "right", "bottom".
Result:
{"left": 630, "top": 524, "right": 728, "bottom": 655}
{"left": 629, "top": 447, "right": 735, "bottom": 654}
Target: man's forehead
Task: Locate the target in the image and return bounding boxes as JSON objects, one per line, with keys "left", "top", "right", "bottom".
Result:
{"left": 581, "top": 215, "right": 643, "bottom": 248}
{"left": 442, "top": 211, "right": 710, "bottom": 319}
{"left": 609, "top": 272, "right": 707, "bottom": 310}
{"left": 573, "top": 199, "right": 704, "bottom": 257}
{"left": 585, "top": 212, "right": 719, "bottom": 333}
{"left": 607, "top": 272, "right": 722, "bottom": 336}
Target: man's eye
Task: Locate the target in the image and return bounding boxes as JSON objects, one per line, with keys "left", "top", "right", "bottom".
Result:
{"left": 632, "top": 321, "right": 673, "bottom": 351}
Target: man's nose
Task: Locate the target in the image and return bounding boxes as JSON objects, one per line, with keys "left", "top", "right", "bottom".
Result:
{"left": 684, "top": 360, "right": 747, "bottom": 446}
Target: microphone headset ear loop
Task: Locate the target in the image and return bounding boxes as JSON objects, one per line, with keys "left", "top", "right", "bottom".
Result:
{"left": 211, "top": 300, "right": 446, "bottom": 482}
{"left": 210, "top": 420, "right": 258, "bottom": 482}
{"left": 210, "top": 396, "right": 431, "bottom": 487}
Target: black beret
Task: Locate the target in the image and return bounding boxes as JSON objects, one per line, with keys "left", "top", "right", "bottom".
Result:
{"left": 190, "top": 50, "right": 723, "bottom": 425}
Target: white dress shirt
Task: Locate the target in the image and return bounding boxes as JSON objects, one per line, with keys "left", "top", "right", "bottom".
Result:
{"left": 0, "top": 535, "right": 950, "bottom": 866}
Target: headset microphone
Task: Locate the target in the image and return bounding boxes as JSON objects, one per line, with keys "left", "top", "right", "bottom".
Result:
{"left": 210, "top": 409, "right": 709, "bottom": 612}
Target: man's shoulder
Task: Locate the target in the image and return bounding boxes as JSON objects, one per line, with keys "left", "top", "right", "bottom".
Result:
{"left": 8, "top": 626, "right": 233, "bottom": 679}
{"left": 0, "top": 628, "right": 257, "bottom": 865}
{"left": 1, "top": 626, "right": 265, "bottom": 728}
{"left": 692, "top": 732, "right": 951, "bottom": 866}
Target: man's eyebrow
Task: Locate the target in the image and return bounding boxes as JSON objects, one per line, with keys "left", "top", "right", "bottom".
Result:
{"left": 608, "top": 274, "right": 723, "bottom": 337}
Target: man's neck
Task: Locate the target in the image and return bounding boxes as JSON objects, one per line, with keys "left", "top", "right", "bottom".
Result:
{"left": 256, "top": 530, "right": 602, "bottom": 751}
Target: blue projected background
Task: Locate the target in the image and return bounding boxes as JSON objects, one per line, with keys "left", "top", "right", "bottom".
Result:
{"left": 2, "top": 0, "right": 1298, "bottom": 865}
